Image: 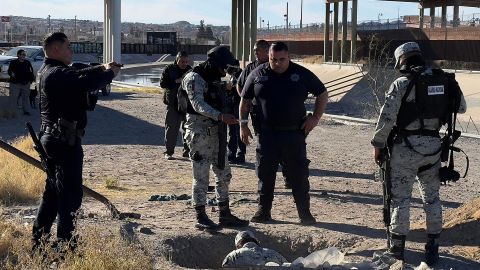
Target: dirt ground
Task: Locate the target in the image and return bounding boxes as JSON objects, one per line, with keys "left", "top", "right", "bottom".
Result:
{"left": 0, "top": 81, "right": 479, "bottom": 269}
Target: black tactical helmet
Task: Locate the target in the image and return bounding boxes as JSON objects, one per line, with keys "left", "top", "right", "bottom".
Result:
{"left": 207, "top": 46, "right": 237, "bottom": 70}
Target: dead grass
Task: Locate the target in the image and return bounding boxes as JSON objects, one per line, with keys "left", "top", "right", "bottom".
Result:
{"left": 113, "top": 86, "right": 163, "bottom": 95}
{"left": 0, "top": 213, "right": 154, "bottom": 270}
{"left": 301, "top": 55, "right": 324, "bottom": 65}
{"left": 0, "top": 136, "right": 45, "bottom": 205}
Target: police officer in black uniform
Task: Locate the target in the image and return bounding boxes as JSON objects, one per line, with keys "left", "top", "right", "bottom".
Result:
{"left": 160, "top": 51, "right": 191, "bottom": 160}
{"left": 239, "top": 42, "right": 328, "bottom": 224}
{"left": 237, "top": 39, "right": 291, "bottom": 189}
{"left": 32, "top": 32, "right": 121, "bottom": 251}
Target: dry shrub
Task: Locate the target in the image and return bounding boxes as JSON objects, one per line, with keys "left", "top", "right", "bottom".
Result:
{"left": 0, "top": 215, "right": 154, "bottom": 270}
{"left": 301, "top": 55, "right": 324, "bottom": 65}
{"left": 0, "top": 136, "right": 45, "bottom": 205}
{"left": 61, "top": 226, "right": 153, "bottom": 270}
{"left": 104, "top": 177, "right": 120, "bottom": 189}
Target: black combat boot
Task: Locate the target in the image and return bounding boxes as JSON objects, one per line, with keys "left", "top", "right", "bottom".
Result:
{"left": 194, "top": 205, "right": 220, "bottom": 230}
{"left": 425, "top": 234, "right": 440, "bottom": 267}
{"left": 387, "top": 234, "right": 406, "bottom": 261}
{"left": 250, "top": 205, "right": 272, "bottom": 223}
{"left": 218, "top": 201, "right": 249, "bottom": 227}
{"left": 295, "top": 198, "right": 316, "bottom": 225}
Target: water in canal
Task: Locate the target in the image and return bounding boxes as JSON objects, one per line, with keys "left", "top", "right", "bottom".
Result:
{"left": 116, "top": 65, "right": 164, "bottom": 87}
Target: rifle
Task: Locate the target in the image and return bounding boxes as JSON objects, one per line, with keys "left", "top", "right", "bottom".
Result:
{"left": 377, "top": 147, "right": 392, "bottom": 248}
{"left": 0, "top": 123, "right": 139, "bottom": 220}
{"left": 213, "top": 81, "right": 228, "bottom": 170}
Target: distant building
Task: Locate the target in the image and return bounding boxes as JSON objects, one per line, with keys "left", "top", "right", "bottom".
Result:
{"left": 146, "top": 31, "right": 177, "bottom": 46}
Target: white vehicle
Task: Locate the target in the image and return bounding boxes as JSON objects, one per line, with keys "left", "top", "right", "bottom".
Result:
{"left": 0, "top": 45, "right": 44, "bottom": 81}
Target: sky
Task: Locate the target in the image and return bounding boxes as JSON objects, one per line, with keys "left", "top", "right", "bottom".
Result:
{"left": 1, "top": 0, "right": 479, "bottom": 26}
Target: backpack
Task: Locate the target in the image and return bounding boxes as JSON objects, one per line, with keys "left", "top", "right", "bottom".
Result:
{"left": 396, "top": 68, "right": 455, "bottom": 130}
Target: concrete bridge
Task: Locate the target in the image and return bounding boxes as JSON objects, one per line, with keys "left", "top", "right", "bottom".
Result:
{"left": 102, "top": 0, "right": 479, "bottom": 64}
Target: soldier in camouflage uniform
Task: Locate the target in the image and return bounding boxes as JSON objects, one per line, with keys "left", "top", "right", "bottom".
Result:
{"left": 222, "top": 230, "right": 288, "bottom": 267}
{"left": 372, "top": 42, "right": 466, "bottom": 266}
{"left": 181, "top": 46, "right": 249, "bottom": 230}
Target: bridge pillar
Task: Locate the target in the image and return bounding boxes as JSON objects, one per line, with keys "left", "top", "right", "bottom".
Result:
{"left": 332, "top": 2, "right": 339, "bottom": 62}
{"left": 441, "top": 2, "right": 447, "bottom": 28}
{"left": 231, "top": 0, "right": 257, "bottom": 66}
{"left": 243, "top": 0, "right": 250, "bottom": 64}
{"left": 324, "top": 2, "right": 330, "bottom": 62}
{"left": 250, "top": 0, "right": 257, "bottom": 62}
{"left": 341, "top": 0, "right": 348, "bottom": 63}
{"left": 103, "top": 0, "right": 121, "bottom": 63}
{"left": 430, "top": 7, "right": 436, "bottom": 28}
{"left": 350, "top": 0, "right": 357, "bottom": 63}
{"left": 231, "top": 0, "right": 238, "bottom": 59}
{"left": 453, "top": 0, "right": 460, "bottom": 27}
{"left": 419, "top": 6, "right": 425, "bottom": 29}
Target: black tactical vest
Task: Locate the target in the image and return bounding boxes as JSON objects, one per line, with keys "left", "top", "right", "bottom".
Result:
{"left": 177, "top": 72, "right": 223, "bottom": 115}
{"left": 396, "top": 69, "right": 451, "bottom": 129}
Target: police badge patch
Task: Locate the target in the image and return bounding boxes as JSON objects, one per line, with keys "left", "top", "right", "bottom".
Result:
{"left": 291, "top": 73, "right": 300, "bottom": 82}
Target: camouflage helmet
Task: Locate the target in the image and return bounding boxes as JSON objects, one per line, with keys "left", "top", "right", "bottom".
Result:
{"left": 394, "top": 42, "right": 421, "bottom": 69}
{"left": 207, "top": 46, "right": 237, "bottom": 70}
{"left": 235, "top": 230, "right": 259, "bottom": 247}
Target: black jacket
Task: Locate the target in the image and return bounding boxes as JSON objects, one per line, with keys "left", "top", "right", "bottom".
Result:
{"left": 8, "top": 59, "right": 35, "bottom": 84}
{"left": 160, "top": 63, "right": 191, "bottom": 107}
{"left": 39, "top": 58, "right": 114, "bottom": 129}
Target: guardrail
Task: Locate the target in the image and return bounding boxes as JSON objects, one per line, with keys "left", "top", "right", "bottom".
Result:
{"left": 324, "top": 70, "right": 365, "bottom": 98}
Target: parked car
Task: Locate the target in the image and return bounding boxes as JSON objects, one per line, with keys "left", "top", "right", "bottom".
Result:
{"left": 0, "top": 45, "right": 44, "bottom": 81}
{"left": 71, "top": 62, "right": 111, "bottom": 96}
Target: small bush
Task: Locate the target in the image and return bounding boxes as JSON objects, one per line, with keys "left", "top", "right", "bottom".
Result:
{"left": 104, "top": 177, "right": 120, "bottom": 189}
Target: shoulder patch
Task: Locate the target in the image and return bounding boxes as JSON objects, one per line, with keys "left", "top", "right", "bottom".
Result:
{"left": 255, "top": 76, "right": 269, "bottom": 83}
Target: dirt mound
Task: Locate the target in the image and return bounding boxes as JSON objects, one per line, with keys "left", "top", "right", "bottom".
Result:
{"left": 412, "top": 197, "right": 480, "bottom": 260}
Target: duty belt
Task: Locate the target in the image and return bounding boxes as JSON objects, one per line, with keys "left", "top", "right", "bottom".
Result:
{"left": 40, "top": 124, "right": 85, "bottom": 138}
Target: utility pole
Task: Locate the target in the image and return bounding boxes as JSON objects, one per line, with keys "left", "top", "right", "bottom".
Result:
{"left": 300, "top": 0, "right": 303, "bottom": 29}
{"left": 284, "top": 2, "right": 289, "bottom": 30}
{"left": 74, "top": 15, "right": 77, "bottom": 41}
{"left": 47, "top": 15, "right": 51, "bottom": 33}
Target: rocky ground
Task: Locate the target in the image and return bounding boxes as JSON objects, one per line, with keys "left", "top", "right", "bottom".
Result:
{"left": 0, "top": 82, "right": 479, "bottom": 269}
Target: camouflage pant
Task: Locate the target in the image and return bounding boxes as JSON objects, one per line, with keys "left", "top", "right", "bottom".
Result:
{"left": 185, "top": 126, "right": 231, "bottom": 206}
{"left": 389, "top": 135, "right": 442, "bottom": 236}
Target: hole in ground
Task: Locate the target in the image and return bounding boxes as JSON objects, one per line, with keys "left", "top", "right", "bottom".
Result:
{"left": 159, "top": 229, "right": 360, "bottom": 269}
